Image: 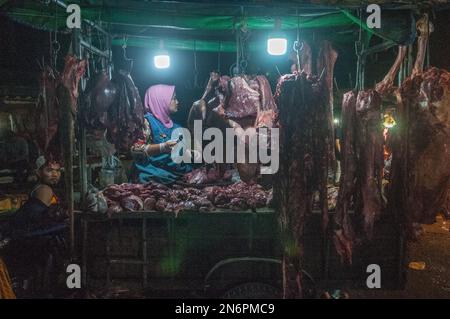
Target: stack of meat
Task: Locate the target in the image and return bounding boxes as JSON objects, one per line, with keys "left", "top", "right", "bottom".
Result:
{"left": 274, "top": 40, "right": 337, "bottom": 298}
{"left": 102, "top": 182, "right": 271, "bottom": 215}
{"left": 390, "top": 15, "right": 450, "bottom": 238}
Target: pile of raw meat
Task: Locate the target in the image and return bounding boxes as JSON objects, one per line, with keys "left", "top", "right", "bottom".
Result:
{"left": 102, "top": 182, "right": 272, "bottom": 215}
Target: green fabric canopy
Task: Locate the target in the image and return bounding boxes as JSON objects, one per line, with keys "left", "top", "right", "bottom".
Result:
{"left": 2, "top": 0, "right": 417, "bottom": 52}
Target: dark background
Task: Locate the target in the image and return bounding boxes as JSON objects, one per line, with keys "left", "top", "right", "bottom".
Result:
{"left": 1, "top": 9, "right": 449, "bottom": 125}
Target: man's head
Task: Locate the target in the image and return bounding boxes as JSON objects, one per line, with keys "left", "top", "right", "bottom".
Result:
{"left": 36, "top": 156, "right": 61, "bottom": 186}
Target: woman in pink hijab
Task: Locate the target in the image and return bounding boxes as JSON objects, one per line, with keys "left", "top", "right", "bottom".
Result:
{"left": 130, "top": 85, "right": 192, "bottom": 184}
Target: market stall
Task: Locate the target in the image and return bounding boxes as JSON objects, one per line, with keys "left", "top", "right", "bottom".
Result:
{"left": 1, "top": 0, "right": 450, "bottom": 300}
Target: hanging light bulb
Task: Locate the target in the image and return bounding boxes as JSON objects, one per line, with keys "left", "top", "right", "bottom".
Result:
{"left": 154, "top": 40, "right": 170, "bottom": 69}
{"left": 267, "top": 18, "right": 287, "bottom": 56}
{"left": 267, "top": 38, "right": 288, "bottom": 55}
{"left": 154, "top": 53, "right": 170, "bottom": 69}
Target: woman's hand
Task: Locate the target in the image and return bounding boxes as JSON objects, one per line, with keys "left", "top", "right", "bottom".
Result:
{"left": 160, "top": 140, "right": 178, "bottom": 153}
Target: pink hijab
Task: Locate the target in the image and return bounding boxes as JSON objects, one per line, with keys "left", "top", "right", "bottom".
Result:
{"left": 144, "top": 84, "right": 175, "bottom": 128}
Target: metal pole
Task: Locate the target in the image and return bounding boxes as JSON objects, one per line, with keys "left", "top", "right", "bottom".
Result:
{"left": 78, "top": 39, "right": 88, "bottom": 206}
{"left": 107, "top": 26, "right": 113, "bottom": 79}
{"left": 361, "top": 55, "right": 365, "bottom": 90}
{"left": 64, "top": 28, "right": 81, "bottom": 257}
{"left": 80, "top": 40, "right": 109, "bottom": 58}
{"left": 236, "top": 30, "right": 240, "bottom": 75}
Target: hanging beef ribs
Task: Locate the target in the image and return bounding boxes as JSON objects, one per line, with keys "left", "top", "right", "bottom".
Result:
{"left": 391, "top": 17, "right": 450, "bottom": 236}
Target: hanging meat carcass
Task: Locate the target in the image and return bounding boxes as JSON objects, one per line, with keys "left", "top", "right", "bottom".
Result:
{"left": 32, "top": 65, "right": 59, "bottom": 154}
{"left": 60, "top": 55, "right": 87, "bottom": 114}
{"left": 81, "top": 68, "right": 144, "bottom": 153}
{"left": 391, "top": 15, "right": 450, "bottom": 238}
{"left": 187, "top": 72, "right": 278, "bottom": 184}
{"left": 333, "top": 91, "right": 357, "bottom": 264}
{"left": 315, "top": 40, "right": 338, "bottom": 232}
{"left": 333, "top": 44, "right": 406, "bottom": 264}
{"left": 274, "top": 40, "right": 336, "bottom": 298}
{"left": 83, "top": 72, "right": 117, "bottom": 134}
{"left": 58, "top": 54, "right": 87, "bottom": 160}
{"left": 106, "top": 70, "right": 145, "bottom": 153}
{"left": 16, "top": 56, "right": 86, "bottom": 158}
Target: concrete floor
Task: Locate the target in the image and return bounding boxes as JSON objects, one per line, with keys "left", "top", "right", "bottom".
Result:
{"left": 350, "top": 215, "right": 450, "bottom": 299}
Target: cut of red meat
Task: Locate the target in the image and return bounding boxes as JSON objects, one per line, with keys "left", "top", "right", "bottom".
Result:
{"left": 106, "top": 201, "right": 122, "bottom": 216}
{"left": 155, "top": 198, "right": 168, "bottom": 212}
{"left": 225, "top": 76, "right": 260, "bottom": 119}
{"left": 121, "top": 195, "right": 144, "bottom": 211}
{"left": 143, "top": 197, "right": 156, "bottom": 210}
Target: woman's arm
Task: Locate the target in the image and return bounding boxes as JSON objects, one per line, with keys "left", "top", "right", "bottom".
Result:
{"left": 131, "top": 140, "right": 177, "bottom": 157}
{"left": 131, "top": 118, "right": 177, "bottom": 157}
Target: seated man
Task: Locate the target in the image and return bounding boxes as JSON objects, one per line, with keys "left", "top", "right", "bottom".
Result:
{"left": 13, "top": 155, "right": 66, "bottom": 236}
{"left": 5, "top": 155, "right": 67, "bottom": 297}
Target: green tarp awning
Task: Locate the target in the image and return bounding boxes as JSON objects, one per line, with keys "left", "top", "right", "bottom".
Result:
{"left": 2, "top": 0, "right": 420, "bottom": 52}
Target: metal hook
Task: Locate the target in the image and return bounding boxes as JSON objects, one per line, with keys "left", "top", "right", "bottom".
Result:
{"left": 52, "top": 40, "right": 61, "bottom": 53}
{"left": 122, "top": 36, "right": 128, "bottom": 49}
